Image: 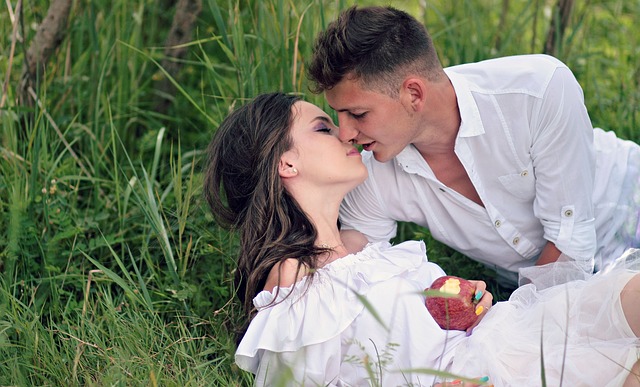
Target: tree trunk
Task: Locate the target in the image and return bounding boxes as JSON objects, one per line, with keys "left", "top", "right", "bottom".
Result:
{"left": 19, "top": 0, "right": 73, "bottom": 106}
{"left": 494, "top": 0, "right": 510, "bottom": 51}
{"left": 154, "top": 0, "right": 202, "bottom": 115}
{"left": 543, "top": 0, "right": 574, "bottom": 56}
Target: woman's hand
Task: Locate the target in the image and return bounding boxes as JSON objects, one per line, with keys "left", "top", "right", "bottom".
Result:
{"left": 465, "top": 280, "right": 493, "bottom": 335}
{"left": 433, "top": 376, "right": 492, "bottom": 386}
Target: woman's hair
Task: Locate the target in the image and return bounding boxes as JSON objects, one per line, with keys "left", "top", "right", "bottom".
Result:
{"left": 203, "top": 93, "right": 329, "bottom": 330}
{"left": 308, "top": 5, "right": 444, "bottom": 97}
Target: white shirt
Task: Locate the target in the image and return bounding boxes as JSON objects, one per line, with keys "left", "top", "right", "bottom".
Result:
{"left": 340, "top": 54, "right": 640, "bottom": 279}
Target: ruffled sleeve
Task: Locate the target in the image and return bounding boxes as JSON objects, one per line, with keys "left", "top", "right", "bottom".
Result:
{"left": 235, "top": 241, "right": 445, "bottom": 384}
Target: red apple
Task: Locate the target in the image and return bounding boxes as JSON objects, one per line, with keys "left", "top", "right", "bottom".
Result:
{"left": 425, "top": 275, "right": 478, "bottom": 331}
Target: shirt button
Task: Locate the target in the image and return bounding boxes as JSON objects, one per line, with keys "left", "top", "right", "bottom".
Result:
{"left": 520, "top": 170, "right": 529, "bottom": 177}
{"left": 512, "top": 236, "right": 520, "bottom": 245}
{"left": 494, "top": 220, "right": 502, "bottom": 227}
{"left": 564, "top": 210, "right": 573, "bottom": 217}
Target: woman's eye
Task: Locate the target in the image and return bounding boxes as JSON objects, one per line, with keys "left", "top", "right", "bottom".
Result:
{"left": 317, "top": 127, "right": 332, "bottom": 133}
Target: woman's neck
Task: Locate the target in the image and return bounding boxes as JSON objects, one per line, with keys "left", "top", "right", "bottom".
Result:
{"left": 290, "top": 186, "right": 347, "bottom": 263}
{"left": 309, "top": 211, "right": 347, "bottom": 265}
{"left": 283, "top": 173, "right": 362, "bottom": 260}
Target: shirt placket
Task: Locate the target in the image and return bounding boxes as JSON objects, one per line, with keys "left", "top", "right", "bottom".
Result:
{"left": 396, "top": 155, "right": 453, "bottom": 242}
{"left": 455, "top": 139, "right": 538, "bottom": 258}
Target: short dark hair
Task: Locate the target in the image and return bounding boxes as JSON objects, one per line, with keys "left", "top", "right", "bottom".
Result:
{"left": 308, "top": 6, "right": 443, "bottom": 96}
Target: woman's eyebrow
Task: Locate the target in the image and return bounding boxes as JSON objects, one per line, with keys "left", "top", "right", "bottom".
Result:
{"left": 310, "top": 116, "right": 332, "bottom": 124}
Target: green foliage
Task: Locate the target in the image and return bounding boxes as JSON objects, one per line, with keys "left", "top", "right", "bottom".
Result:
{"left": 0, "top": 0, "right": 638, "bottom": 384}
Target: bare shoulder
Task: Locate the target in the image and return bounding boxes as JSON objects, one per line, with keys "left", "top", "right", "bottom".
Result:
{"left": 340, "top": 229, "right": 369, "bottom": 254}
{"left": 263, "top": 258, "right": 309, "bottom": 292}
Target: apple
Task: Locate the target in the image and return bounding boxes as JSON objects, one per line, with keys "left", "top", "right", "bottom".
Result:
{"left": 425, "top": 275, "right": 478, "bottom": 331}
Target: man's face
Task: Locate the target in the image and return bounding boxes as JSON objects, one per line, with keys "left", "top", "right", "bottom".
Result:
{"left": 325, "top": 76, "right": 417, "bottom": 163}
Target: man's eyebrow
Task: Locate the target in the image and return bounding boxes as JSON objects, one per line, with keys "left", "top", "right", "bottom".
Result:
{"left": 327, "top": 104, "right": 354, "bottom": 113}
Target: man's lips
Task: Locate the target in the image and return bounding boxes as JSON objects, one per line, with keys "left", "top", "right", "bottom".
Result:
{"left": 361, "top": 142, "right": 374, "bottom": 151}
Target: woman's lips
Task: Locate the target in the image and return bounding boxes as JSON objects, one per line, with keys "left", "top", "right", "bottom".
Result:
{"left": 347, "top": 148, "right": 361, "bottom": 156}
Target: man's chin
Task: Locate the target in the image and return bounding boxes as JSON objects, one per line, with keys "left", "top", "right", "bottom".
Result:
{"left": 372, "top": 151, "right": 393, "bottom": 163}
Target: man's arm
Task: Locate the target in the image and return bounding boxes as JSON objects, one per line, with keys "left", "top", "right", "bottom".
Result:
{"left": 531, "top": 65, "right": 597, "bottom": 262}
{"left": 535, "top": 241, "right": 561, "bottom": 266}
{"left": 340, "top": 229, "right": 369, "bottom": 254}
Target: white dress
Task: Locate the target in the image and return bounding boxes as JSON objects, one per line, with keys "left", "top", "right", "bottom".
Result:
{"left": 235, "top": 241, "right": 640, "bottom": 386}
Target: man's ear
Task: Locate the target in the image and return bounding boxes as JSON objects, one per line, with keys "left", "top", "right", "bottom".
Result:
{"left": 401, "top": 77, "right": 427, "bottom": 112}
{"left": 278, "top": 154, "right": 298, "bottom": 178}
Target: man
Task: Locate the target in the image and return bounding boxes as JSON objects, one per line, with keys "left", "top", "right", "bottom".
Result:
{"left": 307, "top": 5, "right": 640, "bottom": 285}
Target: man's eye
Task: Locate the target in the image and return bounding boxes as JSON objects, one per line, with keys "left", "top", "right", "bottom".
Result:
{"left": 350, "top": 112, "right": 367, "bottom": 119}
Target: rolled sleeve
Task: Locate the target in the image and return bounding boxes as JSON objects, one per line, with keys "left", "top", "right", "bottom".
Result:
{"left": 541, "top": 213, "right": 596, "bottom": 263}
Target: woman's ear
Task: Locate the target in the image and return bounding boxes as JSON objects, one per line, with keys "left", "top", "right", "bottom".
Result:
{"left": 278, "top": 156, "right": 299, "bottom": 178}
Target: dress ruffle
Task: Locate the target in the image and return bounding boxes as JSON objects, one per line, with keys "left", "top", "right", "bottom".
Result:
{"left": 235, "top": 241, "right": 443, "bottom": 374}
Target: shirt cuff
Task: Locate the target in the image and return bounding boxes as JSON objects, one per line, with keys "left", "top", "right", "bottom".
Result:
{"left": 541, "top": 214, "right": 596, "bottom": 262}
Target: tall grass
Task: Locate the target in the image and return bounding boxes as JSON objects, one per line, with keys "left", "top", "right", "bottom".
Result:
{"left": 0, "top": 0, "right": 638, "bottom": 384}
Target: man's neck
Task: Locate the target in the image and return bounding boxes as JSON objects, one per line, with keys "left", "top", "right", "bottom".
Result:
{"left": 412, "top": 78, "right": 461, "bottom": 156}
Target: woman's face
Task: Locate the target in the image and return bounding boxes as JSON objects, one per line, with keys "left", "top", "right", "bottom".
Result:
{"left": 282, "top": 101, "right": 368, "bottom": 190}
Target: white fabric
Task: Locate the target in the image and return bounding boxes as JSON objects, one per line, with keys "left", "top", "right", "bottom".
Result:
{"left": 517, "top": 253, "right": 592, "bottom": 288}
{"left": 236, "top": 241, "right": 640, "bottom": 386}
{"left": 339, "top": 54, "right": 640, "bottom": 281}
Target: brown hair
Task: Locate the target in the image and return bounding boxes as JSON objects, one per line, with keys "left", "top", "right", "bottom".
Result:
{"left": 308, "top": 6, "right": 444, "bottom": 96}
{"left": 203, "top": 93, "right": 330, "bottom": 337}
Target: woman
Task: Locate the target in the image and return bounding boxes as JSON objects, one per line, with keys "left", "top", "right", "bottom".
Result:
{"left": 204, "top": 92, "right": 640, "bottom": 386}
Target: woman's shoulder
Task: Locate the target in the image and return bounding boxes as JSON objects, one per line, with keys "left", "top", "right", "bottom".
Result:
{"left": 263, "top": 258, "right": 309, "bottom": 293}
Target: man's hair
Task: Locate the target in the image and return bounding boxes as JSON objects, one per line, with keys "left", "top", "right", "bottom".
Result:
{"left": 308, "top": 6, "right": 443, "bottom": 96}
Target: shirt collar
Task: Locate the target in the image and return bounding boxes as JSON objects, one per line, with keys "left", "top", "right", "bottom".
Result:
{"left": 394, "top": 145, "right": 435, "bottom": 178}
{"left": 444, "top": 68, "right": 485, "bottom": 138}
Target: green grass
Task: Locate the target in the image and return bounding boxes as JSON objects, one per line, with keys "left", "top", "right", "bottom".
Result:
{"left": 1, "top": 0, "right": 639, "bottom": 384}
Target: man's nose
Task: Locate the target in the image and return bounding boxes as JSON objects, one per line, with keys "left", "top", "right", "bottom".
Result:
{"left": 337, "top": 118, "right": 358, "bottom": 143}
